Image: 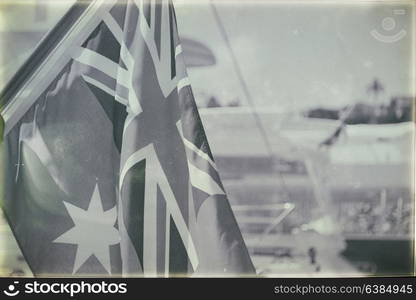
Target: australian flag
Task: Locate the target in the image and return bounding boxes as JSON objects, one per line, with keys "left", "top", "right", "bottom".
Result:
{"left": 0, "top": 0, "right": 254, "bottom": 276}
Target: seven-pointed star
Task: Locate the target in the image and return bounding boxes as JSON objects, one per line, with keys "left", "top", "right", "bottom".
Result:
{"left": 54, "top": 184, "right": 120, "bottom": 274}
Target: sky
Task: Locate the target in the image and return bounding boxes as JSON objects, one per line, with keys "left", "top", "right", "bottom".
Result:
{"left": 0, "top": 0, "right": 414, "bottom": 111}
{"left": 175, "top": 0, "right": 415, "bottom": 110}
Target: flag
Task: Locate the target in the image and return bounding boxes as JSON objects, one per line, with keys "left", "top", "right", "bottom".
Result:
{"left": 0, "top": 0, "right": 254, "bottom": 276}
{"left": 0, "top": 114, "right": 3, "bottom": 143}
{"left": 0, "top": 114, "right": 3, "bottom": 210}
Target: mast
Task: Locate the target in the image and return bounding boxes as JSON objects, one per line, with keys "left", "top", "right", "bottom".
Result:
{"left": 209, "top": 0, "right": 292, "bottom": 204}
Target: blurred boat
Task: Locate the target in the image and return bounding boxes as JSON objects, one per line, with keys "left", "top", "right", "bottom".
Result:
{"left": 198, "top": 106, "right": 414, "bottom": 276}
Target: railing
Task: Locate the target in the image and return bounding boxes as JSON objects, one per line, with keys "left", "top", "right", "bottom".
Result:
{"left": 232, "top": 202, "right": 296, "bottom": 243}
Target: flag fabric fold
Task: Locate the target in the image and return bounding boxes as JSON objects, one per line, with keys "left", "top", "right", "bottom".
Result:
{"left": 0, "top": 0, "right": 255, "bottom": 277}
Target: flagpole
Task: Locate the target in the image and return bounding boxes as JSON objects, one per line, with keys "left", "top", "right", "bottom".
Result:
{"left": 0, "top": 0, "right": 92, "bottom": 110}
{"left": 0, "top": 0, "right": 108, "bottom": 135}
{"left": 209, "top": 0, "right": 292, "bottom": 203}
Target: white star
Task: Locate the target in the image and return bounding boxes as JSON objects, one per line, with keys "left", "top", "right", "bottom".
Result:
{"left": 54, "top": 184, "right": 120, "bottom": 274}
